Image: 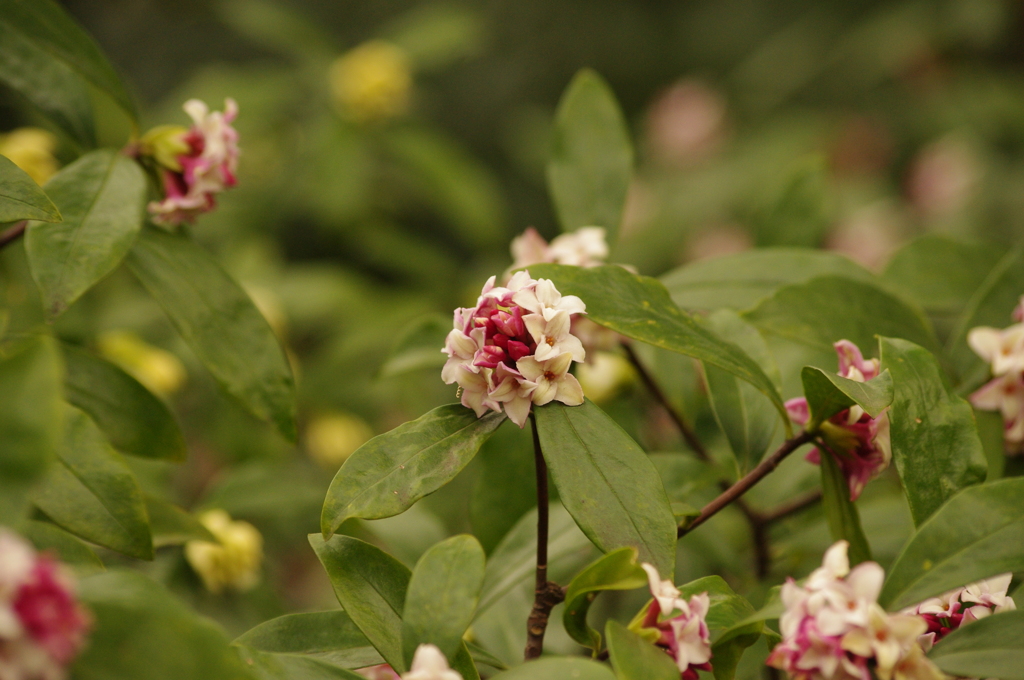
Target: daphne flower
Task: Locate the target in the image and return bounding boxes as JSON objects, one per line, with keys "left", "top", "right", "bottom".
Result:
{"left": 513, "top": 279, "right": 586, "bottom": 320}
{"left": 509, "top": 227, "right": 609, "bottom": 272}
{"left": 841, "top": 608, "right": 928, "bottom": 680}
{"left": 524, "top": 310, "right": 585, "bottom": 363}
{"left": 402, "top": 644, "right": 462, "bottom": 680}
{"left": 641, "top": 563, "right": 682, "bottom": 616}
{"left": 636, "top": 563, "right": 712, "bottom": 680}
{"left": 516, "top": 352, "right": 584, "bottom": 407}
{"left": 902, "top": 573, "right": 1016, "bottom": 652}
{"left": 967, "top": 325, "right": 1024, "bottom": 376}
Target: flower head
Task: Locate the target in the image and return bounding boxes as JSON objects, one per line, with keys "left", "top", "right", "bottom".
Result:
{"left": 902, "top": 573, "right": 1016, "bottom": 652}
{"left": 184, "top": 510, "right": 263, "bottom": 594}
{"left": 969, "top": 301, "right": 1024, "bottom": 452}
{"left": 441, "top": 271, "right": 587, "bottom": 427}
{"left": 402, "top": 644, "right": 462, "bottom": 680}
{"left": 509, "top": 227, "right": 609, "bottom": 272}
{"left": 637, "top": 563, "right": 712, "bottom": 680}
{"left": 145, "top": 98, "right": 239, "bottom": 226}
{"left": 330, "top": 41, "right": 411, "bottom": 123}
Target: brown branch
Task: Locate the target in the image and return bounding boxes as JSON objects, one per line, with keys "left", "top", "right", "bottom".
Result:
{"left": 679, "top": 431, "right": 816, "bottom": 537}
{"left": 525, "top": 413, "right": 564, "bottom": 660}
{"left": 0, "top": 221, "right": 27, "bottom": 250}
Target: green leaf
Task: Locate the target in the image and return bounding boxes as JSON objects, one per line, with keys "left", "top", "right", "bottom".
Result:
{"left": 25, "top": 150, "right": 146, "bottom": 318}
{"left": 0, "top": 154, "right": 60, "bottom": 222}
{"left": 402, "top": 535, "right": 486, "bottom": 666}
{"left": 800, "top": 366, "right": 893, "bottom": 428}
{"left": 745, "top": 275, "right": 938, "bottom": 354}
{"left": 547, "top": 69, "right": 633, "bottom": 241}
{"left": 233, "top": 611, "right": 384, "bottom": 670}
{"left": 819, "top": 450, "right": 871, "bottom": 566}
{"left": 32, "top": 406, "right": 153, "bottom": 560}
{"left": 605, "top": 620, "right": 678, "bottom": 680}
{"left": 704, "top": 310, "right": 781, "bottom": 471}
{"left": 535, "top": 400, "right": 677, "bottom": 575}
{"left": 21, "top": 520, "right": 103, "bottom": 572}
{"left": 927, "top": 610, "right": 1024, "bottom": 679}
{"left": 0, "top": 336, "right": 63, "bottom": 524}
{"left": 465, "top": 641, "right": 508, "bottom": 671}
{"left": 62, "top": 343, "right": 186, "bottom": 461}
{"left": 321, "top": 404, "right": 504, "bottom": 539}
{"left": 234, "top": 646, "right": 366, "bottom": 680}
{"left": 0, "top": 0, "right": 137, "bottom": 122}
{"left": 528, "top": 263, "right": 790, "bottom": 428}
{"left": 309, "top": 534, "right": 478, "bottom": 679}
{"left": 489, "top": 658, "right": 617, "bottom": 680}
{"left": 563, "top": 547, "right": 647, "bottom": 650}
{"left": 145, "top": 496, "right": 216, "bottom": 548}
{"left": 470, "top": 421, "right": 536, "bottom": 554}
{"left": 126, "top": 227, "right": 296, "bottom": 441}
{"left": 753, "top": 156, "right": 830, "bottom": 248}
{"left": 379, "top": 313, "right": 450, "bottom": 377}
{"left": 73, "top": 570, "right": 257, "bottom": 680}
{"left": 880, "top": 477, "right": 1024, "bottom": 610}
{"left": 879, "top": 337, "right": 987, "bottom": 526}
{"left": 661, "top": 248, "right": 874, "bottom": 312}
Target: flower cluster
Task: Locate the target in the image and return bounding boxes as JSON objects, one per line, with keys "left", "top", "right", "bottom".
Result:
{"left": 442, "top": 271, "right": 586, "bottom": 428}
{"left": 901, "top": 573, "right": 1016, "bottom": 652}
{"left": 0, "top": 529, "right": 90, "bottom": 680}
{"left": 509, "top": 226, "right": 610, "bottom": 271}
{"left": 636, "top": 563, "right": 712, "bottom": 680}
{"left": 142, "top": 98, "right": 240, "bottom": 226}
{"left": 184, "top": 509, "right": 263, "bottom": 594}
{"left": 767, "top": 541, "right": 942, "bottom": 680}
{"left": 968, "top": 296, "right": 1024, "bottom": 452}
{"left": 785, "top": 340, "right": 891, "bottom": 501}
{"left": 356, "top": 645, "right": 461, "bottom": 680}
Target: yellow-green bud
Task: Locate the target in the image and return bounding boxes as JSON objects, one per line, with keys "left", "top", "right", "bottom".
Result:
{"left": 139, "top": 124, "right": 190, "bottom": 171}
{"left": 0, "top": 127, "right": 59, "bottom": 185}
{"left": 329, "top": 40, "right": 412, "bottom": 123}
{"left": 97, "top": 330, "right": 186, "bottom": 398}
{"left": 305, "top": 412, "right": 374, "bottom": 468}
{"left": 185, "top": 510, "right": 263, "bottom": 594}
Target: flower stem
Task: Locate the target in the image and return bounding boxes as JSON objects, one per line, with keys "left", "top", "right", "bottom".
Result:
{"left": 525, "top": 412, "right": 564, "bottom": 660}
{"left": 0, "top": 221, "right": 27, "bottom": 250}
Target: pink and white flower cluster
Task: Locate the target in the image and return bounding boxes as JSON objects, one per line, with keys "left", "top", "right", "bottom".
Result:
{"left": 637, "top": 563, "right": 712, "bottom": 680}
{"left": 767, "top": 541, "right": 942, "bottom": 680}
{"left": 356, "top": 645, "right": 462, "bottom": 680}
{"left": 509, "top": 226, "right": 609, "bottom": 271}
{"left": 442, "top": 271, "right": 586, "bottom": 428}
{"left": 901, "top": 573, "right": 1016, "bottom": 652}
{"left": 785, "top": 340, "right": 891, "bottom": 501}
{"left": 0, "top": 530, "right": 90, "bottom": 680}
{"left": 968, "top": 296, "right": 1024, "bottom": 452}
{"left": 147, "top": 98, "right": 240, "bottom": 226}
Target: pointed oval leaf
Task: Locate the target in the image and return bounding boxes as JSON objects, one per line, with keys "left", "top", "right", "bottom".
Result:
{"left": 26, "top": 150, "right": 146, "bottom": 318}
{"left": 0, "top": 0, "right": 137, "bottom": 121}
{"left": 563, "top": 547, "right": 647, "bottom": 650}
{"left": 490, "top": 658, "right": 617, "bottom": 680}
{"left": 63, "top": 344, "right": 186, "bottom": 461}
{"left": 0, "top": 154, "right": 60, "bottom": 222}
{"left": 800, "top": 365, "right": 893, "bottom": 428}
{"left": 926, "top": 609, "right": 1024, "bottom": 680}
{"left": 535, "top": 400, "right": 677, "bottom": 576}
{"left": 547, "top": 69, "right": 633, "bottom": 241}
{"left": 880, "top": 337, "right": 987, "bottom": 526}
{"left": 605, "top": 619, "right": 678, "bottom": 680}
{"left": 21, "top": 520, "right": 104, "bottom": 573}
{"left": 322, "top": 404, "right": 504, "bottom": 538}
{"left": 527, "top": 264, "right": 790, "bottom": 427}
{"left": 126, "top": 227, "right": 296, "bottom": 441}
{"left": 32, "top": 406, "right": 153, "bottom": 560}
{"left": 880, "top": 477, "right": 1024, "bottom": 610}
{"left": 233, "top": 646, "right": 366, "bottom": 680}
{"left": 402, "top": 535, "right": 486, "bottom": 666}
{"left": 820, "top": 450, "right": 871, "bottom": 567}
{"left": 233, "top": 611, "right": 383, "bottom": 670}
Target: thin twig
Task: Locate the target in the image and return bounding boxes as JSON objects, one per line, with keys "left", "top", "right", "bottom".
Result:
{"left": 0, "top": 221, "right": 27, "bottom": 250}
{"left": 679, "top": 431, "right": 816, "bottom": 537}
{"left": 524, "top": 412, "right": 564, "bottom": 660}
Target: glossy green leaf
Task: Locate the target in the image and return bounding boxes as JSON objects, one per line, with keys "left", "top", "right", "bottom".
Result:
{"left": 605, "top": 620, "right": 678, "bottom": 680}
{"left": 145, "top": 496, "right": 215, "bottom": 548}
{"left": 73, "top": 570, "right": 256, "bottom": 680}
{"left": 800, "top": 366, "right": 893, "bottom": 428}
{"left": 0, "top": 0, "right": 137, "bottom": 121}
{"left": 490, "top": 658, "right": 617, "bottom": 680}
{"left": 234, "top": 611, "right": 383, "bottom": 670}
{"left": 745, "top": 275, "right": 938, "bottom": 354}
{"left": 0, "top": 336, "right": 63, "bottom": 524}
{"left": 563, "top": 547, "right": 647, "bottom": 650}
{"left": 127, "top": 227, "right": 296, "bottom": 441}
{"left": 478, "top": 504, "right": 592, "bottom": 615}
{"left": 26, "top": 150, "right": 146, "bottom": 318}
{"left": 379, "top": 313, "right": 450, "bottom": 377}
{"left": 63, "top": 344, "right": 186, "bottom": 461}
{"left": 927, "top": 610, "right": 1024, "bottom": 679}
{"left": 32, "top": 406, "right": 153, "bottom": 560}
{"left": 819, "top": 450, "right": 871, "bottom": 566}
{"left": 309, "top": 534, "right": 479, "bottom": 679}
{"left": 403, "top": 535, "right": 485, "bottom": 666}
{"left": 547, "top": 69, "right": 633, "bottom": 241}
{"left": 528, "top": 264, "right": 789, "bottom": 427}
{"left": 0, "top": 154, "right": 60, "bottom": 223}
{"left": 880, "top": 477, "right": 1024, "bottom": 610}
{"left": 661, "top": 248, "right": 874, "bottom": 312}
{"left": 704, "top": 310, "right": 781, "bottom": 471}
{"left": 465, "top": 641, "right": 508, "bottom": 671}
{"left": 21, "top": 520, "right": 103, "bottom": 572}
{"left": 322, "top": 404, "right": 504, "bottom": 538}
{"left": 535, "top": 400, "right": 677, "bottom": 575}
{"left": 234, "top": 646, "right": 365, "bottom": 680}
{"left": 880, "top": 337, "right": 987, "bottom": 526}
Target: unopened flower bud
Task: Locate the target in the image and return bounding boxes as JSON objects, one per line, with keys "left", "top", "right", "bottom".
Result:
{"left": 0, "top": 127, "right": 60, "bottom": 185}
{"left": 184, "top": 510, "right": 263, "bottom": 594}
{"left": 305, "top": 412, "right": 374, "bottom": 468}
{"left": 330, "top": 41, "right": 412, "bottom": 123}
{"left": 97, "top": 330, "right": 186, "bottom": 398}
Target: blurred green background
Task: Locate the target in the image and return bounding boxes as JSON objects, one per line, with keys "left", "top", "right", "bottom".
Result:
{"left": 3, "top": 0, "right": 1024, "bottom": 667}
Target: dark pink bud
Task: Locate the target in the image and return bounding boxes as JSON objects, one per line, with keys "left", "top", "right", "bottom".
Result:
{"left": 13, "top": 558, "right": 90, "bottom": 664}
{"left": 493, "top": 334, "right": 510, "bottom": 349}
{"left": 474, "top": 345, "right": 506, "bottom": 368}
{"left": 493, "top": 309, "right": 525, "bottom": 337}
{"left": 507, "top": 341, "right": 532, "bottom": 362}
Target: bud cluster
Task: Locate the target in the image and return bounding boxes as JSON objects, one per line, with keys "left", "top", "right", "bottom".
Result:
{"left": 635, "top": 563, "right": 713, "bottom": 680}
{"left": 0, "top": 530, "right": 90, "bottom": 680}
{"left": 968, "top": 295, "right": 1024, "bottom": 452}
{"left": 901, "top": 573, "right": 1015, "bottom": 652}
{"left": 785, "top": 340, "right": 891, "bottom": 501}
{"left": 184, "top": 509, "right": 263, "bottom": 594}
{"left": 442, "top": 271, "right": 586, "bottom": 427}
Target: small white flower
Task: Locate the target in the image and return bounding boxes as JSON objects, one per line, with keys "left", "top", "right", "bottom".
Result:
{"left": 524, "top": 310, "right": 585, "bottom": 363}
{"left": 402, "top": 644, "right": 462, "bottom": 680}
{"left": 513, "top": 279, "right": 586, "bottom": 320}
{"left": 516, "top": 352, "right": 584, "bottom": 407}
{"left": 641, "top": 562, "right": 683, "bottom": 616}
{"left": 968, "top": 324, "right": 1024, "bottom": 376}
